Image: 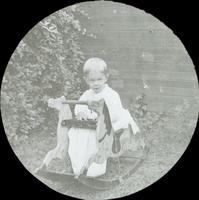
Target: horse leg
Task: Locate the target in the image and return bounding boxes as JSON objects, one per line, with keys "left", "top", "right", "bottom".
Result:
{"left": 34, "top": 148, "right": 57, "bottom": 173}
{"left": 35, "top": 126, "right": 70, "bottom": 173}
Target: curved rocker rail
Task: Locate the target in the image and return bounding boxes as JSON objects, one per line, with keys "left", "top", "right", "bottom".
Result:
{"left": 35, "top": 146, "right": 150, "bottom": 190}
{"left": 36, "top": 97, "right": 149, "bottom": 190}
{"left": 120, "top": 146, "right": 150, "bottom": 181}
{"left": 35, "top": 169, "right": 119, "bottom": 190}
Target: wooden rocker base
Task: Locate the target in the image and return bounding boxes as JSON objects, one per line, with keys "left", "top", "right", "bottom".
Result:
{"left": 35, "top": 169, "right": 119, "bottom": 190}
{"left": 35, "top": 147, "right": 149, "bottom": 190}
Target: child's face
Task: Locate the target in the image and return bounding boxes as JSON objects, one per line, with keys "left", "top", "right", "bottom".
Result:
{"left": 85, "top": 70, "right": 108, "bottom": 93}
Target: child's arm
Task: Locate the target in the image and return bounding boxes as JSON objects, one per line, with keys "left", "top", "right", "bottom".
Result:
{"left": 105, "top": 91, "right": 140, "bottom": 133}
{"left": 104, "top": 91, "right": 124, "bottom": 124}
{"left": 74, "top": 91, "right": 97, "bottom": 120}
{"left": 74, "top": 91, "right": 89, "bottom": 119}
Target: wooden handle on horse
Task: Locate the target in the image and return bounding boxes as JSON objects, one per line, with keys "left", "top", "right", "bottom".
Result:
{"left": 62, "top": 99, "right": 105, "bottom": 114}
{"left": 62, "top": 100, "right": 88, "bottom": 105}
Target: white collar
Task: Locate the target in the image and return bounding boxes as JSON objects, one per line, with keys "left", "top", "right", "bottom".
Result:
{"left": 91, "top": 84, "right": 109, "bottom": 95}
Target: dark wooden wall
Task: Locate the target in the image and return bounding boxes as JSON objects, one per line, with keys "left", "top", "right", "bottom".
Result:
{"left": 77, "top": 1, "right": 198, "bottom": 111}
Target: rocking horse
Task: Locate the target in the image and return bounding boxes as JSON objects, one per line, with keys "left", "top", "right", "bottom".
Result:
{"left": 35, "top": 96, "right": 149, "bottom": 190}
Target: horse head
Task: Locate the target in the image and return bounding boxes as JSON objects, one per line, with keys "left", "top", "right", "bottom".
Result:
{"left": 47, "top": 96, "right": 72, "bottom": 121}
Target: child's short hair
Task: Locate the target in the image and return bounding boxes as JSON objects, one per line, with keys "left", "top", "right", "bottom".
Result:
{"left": 83, "top": 57, "right": 108, "bottom": 76}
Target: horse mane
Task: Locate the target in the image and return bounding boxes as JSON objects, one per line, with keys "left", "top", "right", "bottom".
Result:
{"left": 102, "top": 102, "right": 112, "bottom": 136}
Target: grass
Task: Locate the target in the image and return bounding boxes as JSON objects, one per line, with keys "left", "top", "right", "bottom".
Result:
{"left": 9, "top": 98, "right": 198, "bottom": 199}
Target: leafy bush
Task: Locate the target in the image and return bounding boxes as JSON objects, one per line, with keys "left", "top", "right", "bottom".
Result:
{"left": 1, "top": 5, "right": 94, "bottom": 144}
{"left": 130, "top": 93, "right": 167, "bottom": 134}
{"left": 130, "top": 93, "right": 198, "bottom": 140}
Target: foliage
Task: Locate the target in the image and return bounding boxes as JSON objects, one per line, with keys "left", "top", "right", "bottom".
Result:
{"left": 130, "top": 93, "right": 147, "bottom": 118}
{"left": 130, "top": 93, "right": 198, "bottom": 140}
{"left": 1, "top": 5, "right": 94, "bottom": 143}
{"left": 130, "top": 93, "right": 168, "bottom": 134}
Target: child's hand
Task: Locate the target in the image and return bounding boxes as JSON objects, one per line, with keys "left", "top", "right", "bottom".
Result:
{"left": 76, "top": 112, "right": 88, "bottom": 121}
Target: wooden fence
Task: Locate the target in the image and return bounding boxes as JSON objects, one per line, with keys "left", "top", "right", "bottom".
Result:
{"left": 77, "top": 1, "right": 198, "bottom": 112}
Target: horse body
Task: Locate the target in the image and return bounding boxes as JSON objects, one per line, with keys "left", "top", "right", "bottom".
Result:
{"left": 36, "top": 96, "right": 72, "bottom": 171}
{"left": 36, "top": 96, "right": 144, "bottom": 176}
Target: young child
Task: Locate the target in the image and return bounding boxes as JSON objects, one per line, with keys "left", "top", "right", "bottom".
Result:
{"left": 67, "top": 57, "right": 141, "bottom": 178}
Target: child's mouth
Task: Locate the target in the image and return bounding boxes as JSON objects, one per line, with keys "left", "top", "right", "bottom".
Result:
{"left": 93, "top": 87, "right": 101, "bottom": 92}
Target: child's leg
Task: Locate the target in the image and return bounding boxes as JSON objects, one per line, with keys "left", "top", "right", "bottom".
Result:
{"left": 68, "top": 128, "right": 98, "bottom": 176}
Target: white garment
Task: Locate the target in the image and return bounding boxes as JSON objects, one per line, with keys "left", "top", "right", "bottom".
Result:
{"left": 68, "top": 128, "right": 98, "bottom": 175}
{"left": 75, "top": 84, "right": 140, "bottom": 133}
{"left": 68, "top": 84, "right": 140, "bottom": 177}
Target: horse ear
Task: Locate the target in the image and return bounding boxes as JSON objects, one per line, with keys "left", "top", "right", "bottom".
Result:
{"left": 60, "top": 95, "right": 66, "bottom": 102}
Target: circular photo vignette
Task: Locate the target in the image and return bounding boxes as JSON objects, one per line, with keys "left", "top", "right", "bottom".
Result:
{"left": 1, "top": 1, "right": 198, "bottom": 199}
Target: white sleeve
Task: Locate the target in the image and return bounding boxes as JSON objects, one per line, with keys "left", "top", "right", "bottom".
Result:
{"left": 104, "top": 91, "right": 140, "bottom": 132}
{"left": 104, "top": 91, "right": 124, "bottom": 123}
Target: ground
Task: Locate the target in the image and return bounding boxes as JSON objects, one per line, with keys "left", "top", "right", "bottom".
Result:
{"left": 10, "top": 98, "right": 198, "bottom": 200}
